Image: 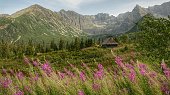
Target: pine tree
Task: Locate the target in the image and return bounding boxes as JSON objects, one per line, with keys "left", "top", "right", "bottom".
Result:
{"left": 59, "top": 38, "right": 65, "bottom": 50}
{"left": 74, "top": 37, "right": 80, "bottom": 51}
{"left": 80, "top": 38, "right": 85, "bottom": 49}
{"left": 50, "top": 39, "right": 55, "bottom": 51}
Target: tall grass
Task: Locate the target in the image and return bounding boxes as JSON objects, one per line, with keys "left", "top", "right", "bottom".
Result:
{"left": 0, "top": 57, "right": 170, "bottom": 95}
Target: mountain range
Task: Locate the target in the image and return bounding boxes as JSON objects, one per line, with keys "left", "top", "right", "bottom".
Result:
{"left": 0, "top": 1, "right": 170, "bottom": 43}
{"left": 0, "top": 5, "right": 85, "bottom": 43}
{"left": 57, "top": 1, "right": 170, "bottom": 35}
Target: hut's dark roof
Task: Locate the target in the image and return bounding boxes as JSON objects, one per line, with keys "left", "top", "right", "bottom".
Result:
{"left": 102, "top": 38, "right": 118, "bottom": 45}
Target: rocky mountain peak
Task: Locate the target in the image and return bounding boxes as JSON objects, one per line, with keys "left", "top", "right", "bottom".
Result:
{"left": 23, "top": 4, "right": 49, "bottom": 13}
{"left": 132, "top": 4, "right": 147, "bottom": 16}
{"left": 95, "top": 13, "right": 110, "bottom": 20}
{"left": 94, "top": 13, "right": 116, "bottom": 25}
{"left": 0, "top": 14, "right": 9, "bottom": 17}
{"left": 59, "top": 9, "right": 66, "bottom": 13}
{"left": 134, "top": 4, "right": 142, "bottom": 9}
{"left": 11, "top": 4, "right": 51, "bottom": 18}
{"left": 60, "top": 9, "right": 81, "bottom": 16}
{"left": 29, "top": 4, "right": 42, "bottom": 8}
{"left": 133, "top": 5, "right": 145, "bottom": 12}
{"left": 147, "top": 1, "right": 170, "bottom": 17}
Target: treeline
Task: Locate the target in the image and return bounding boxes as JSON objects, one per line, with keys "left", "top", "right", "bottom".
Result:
{"left": 0, "top": 38, "right": 102, "bottom": 59}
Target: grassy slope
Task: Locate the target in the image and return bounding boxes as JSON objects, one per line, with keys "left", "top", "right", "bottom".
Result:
{"left": 0, "top": 10, "right": 86, "bottom": 43}
{"left": 0, "top": 47, "right": 114, "bottom": 72}
{"left": 0, "top": 43, "right": 164, "bottom": 72}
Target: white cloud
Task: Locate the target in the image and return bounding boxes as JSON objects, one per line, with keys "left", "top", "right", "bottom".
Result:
{"left": 57, "top": 0, "right": 104, "bottom": 8}
{"left": 58, "top": 0, "right": 81, "bottom": 6}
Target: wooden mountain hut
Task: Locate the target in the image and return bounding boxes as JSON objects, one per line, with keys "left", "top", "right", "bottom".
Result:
{"left": 102, "top": 38, "right": 118, "bottom": 48}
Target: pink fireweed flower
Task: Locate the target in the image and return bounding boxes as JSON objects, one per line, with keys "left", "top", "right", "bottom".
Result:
{"left": 149, "top": 72, "right": 157, "bottom": 78}
{"left": 67, "top": 71, "right": 75, "bottom": 78}
{"left": 0, "top": 78, "right": 12, "bottom": 88}
{"left": 122, "top": 70, "right": 126, "bottom": 77}
{"left": 163, "top": 70, "right": 170, "bottom": 79}
{"left": 82, "top": 63, "right": 90, "bottom": 70}
{"left": 138, "top": 63, "right": 147, "bottom": 76}
{"left": 82, "top": 63, "right": 87, "bottom": 67}
{"left": 80, "top": 72, "right": 86, "bottom": 81}
{"left": 32, "top": 61, "right": 38, "bottom": 67}
{"left": 113, "top": 68, "right": 118, "bottom": 76}
{"left": 92, "top": 83, "right": 100, "bottom": 91}
{"left": 17, "top": 72, "right": 24, "bottom": 80}
{"left": 128, "top": 70, "right": 136, "bottom": 82}
{"left": 161, "top": 63, "right": 167, "bottom": 70}
{"left": 24, "top": 57, "right": 30, "bottom": 64}
{"left": 115, "top": 56, "right": 124, "bottom": 67}
{"left": 9, "top": 69, "right": 15, "bottom": 76}
{"left": 64, "top": 68, "right": 68, "bottom": 72}
{"left": 139, "top": 68, "right": 146, "bottom": 75}
{"left": 98, "top": 64, "right": 103, "bottom": 70}
{"left": 69, "top": 63, "right": 75, "bottom": 68}
{"left": 161, "top": 82, "right": 170, "bottom": 95}
{"left": 94, "top": 70, "right": 104, "bottom": 79}
{"left": 161, "top": 60, "right": 167, "bottom": 70}
{"left": 41, "top": 61, "right": 52, "bottom": 76}
{"left": 58, "top": 72, "right": 65, "bottom": 79}
{"left": 78, "top": 90, "right": 85, "bottom": 95}
{"left": 30, "top": 73, "right": 39, "bottom": 84}
{"left": 125, "top": 64, "right": 134, "bottom": 70}
{"left": 32, "top": 73, "right": 39, "bottom": 81}
{"left": 138, "top": 63, "right": 147, "bottom": 70}
{"left": 1, "top": 68, "right": 7, "bottom": 75}
{"left": 107, "top": 67, "right": 112, "bottom": 72}
{"left": 130, "top": 59, "right": 135, "bottom": 65}
{"left": 64, "top": 68, "right": 75, "bottom": 78}
{"left": 24, "top": 86, "right": 32, "bottom": 93}
{"left": 14, "top": 90, "right": 24, "bottom": 95}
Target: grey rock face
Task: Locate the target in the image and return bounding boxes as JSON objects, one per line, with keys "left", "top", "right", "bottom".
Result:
{"left": 57, "top": 1, "right": 170, "bottom": 35}
{"left": 0, "top": 14, "right": 9, "bottom": 17}
{"left": 147, "top": 1, "right": 170, "bottom": 17}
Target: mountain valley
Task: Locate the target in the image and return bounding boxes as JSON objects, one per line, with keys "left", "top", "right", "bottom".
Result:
{"left": 0, "top": 1, "right": 170, "bottom": 43}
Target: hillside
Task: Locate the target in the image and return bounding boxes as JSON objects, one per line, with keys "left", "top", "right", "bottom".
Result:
{"left": 0, "top": 5, "right": 86, "bottom": 43}
{"left": 148, "top": 1, "right": 170, "bottom": 17}
{"left": 118, "top": 14, "right": 170, "bottom": 63}
{"left": 57, "top": 5, "right": 148, "bottom": 35}
{"left": 58, "top": 10, "right": 115, "bottom": 34}
{"left": 57, "top": 1, "right": 170, "bottom": 35}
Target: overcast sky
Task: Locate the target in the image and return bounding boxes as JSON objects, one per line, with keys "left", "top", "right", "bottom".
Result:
{"left": 0, "top": 0, "right": 170, "bottom": 16}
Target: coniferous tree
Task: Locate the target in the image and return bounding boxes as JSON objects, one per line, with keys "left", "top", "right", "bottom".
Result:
{"left": 59, "top": 38, "right": 64, "bottom": 50}
{"left": 50, "top": 39, "right": 55, "bottom": 51}
{"left": 80, "top": 38, "right": 85, "bottom": 49}
{"left": 66, "top": 41, "right": 70, "bottom": 50}
{"left": 74, "top": 37, "right": 80, "bottom": 51}
{"left": 97, "top": 38, "right": 101, "bottom": 45}
{"left": 49, "top": 39, "right": 58, "bottom": 51}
